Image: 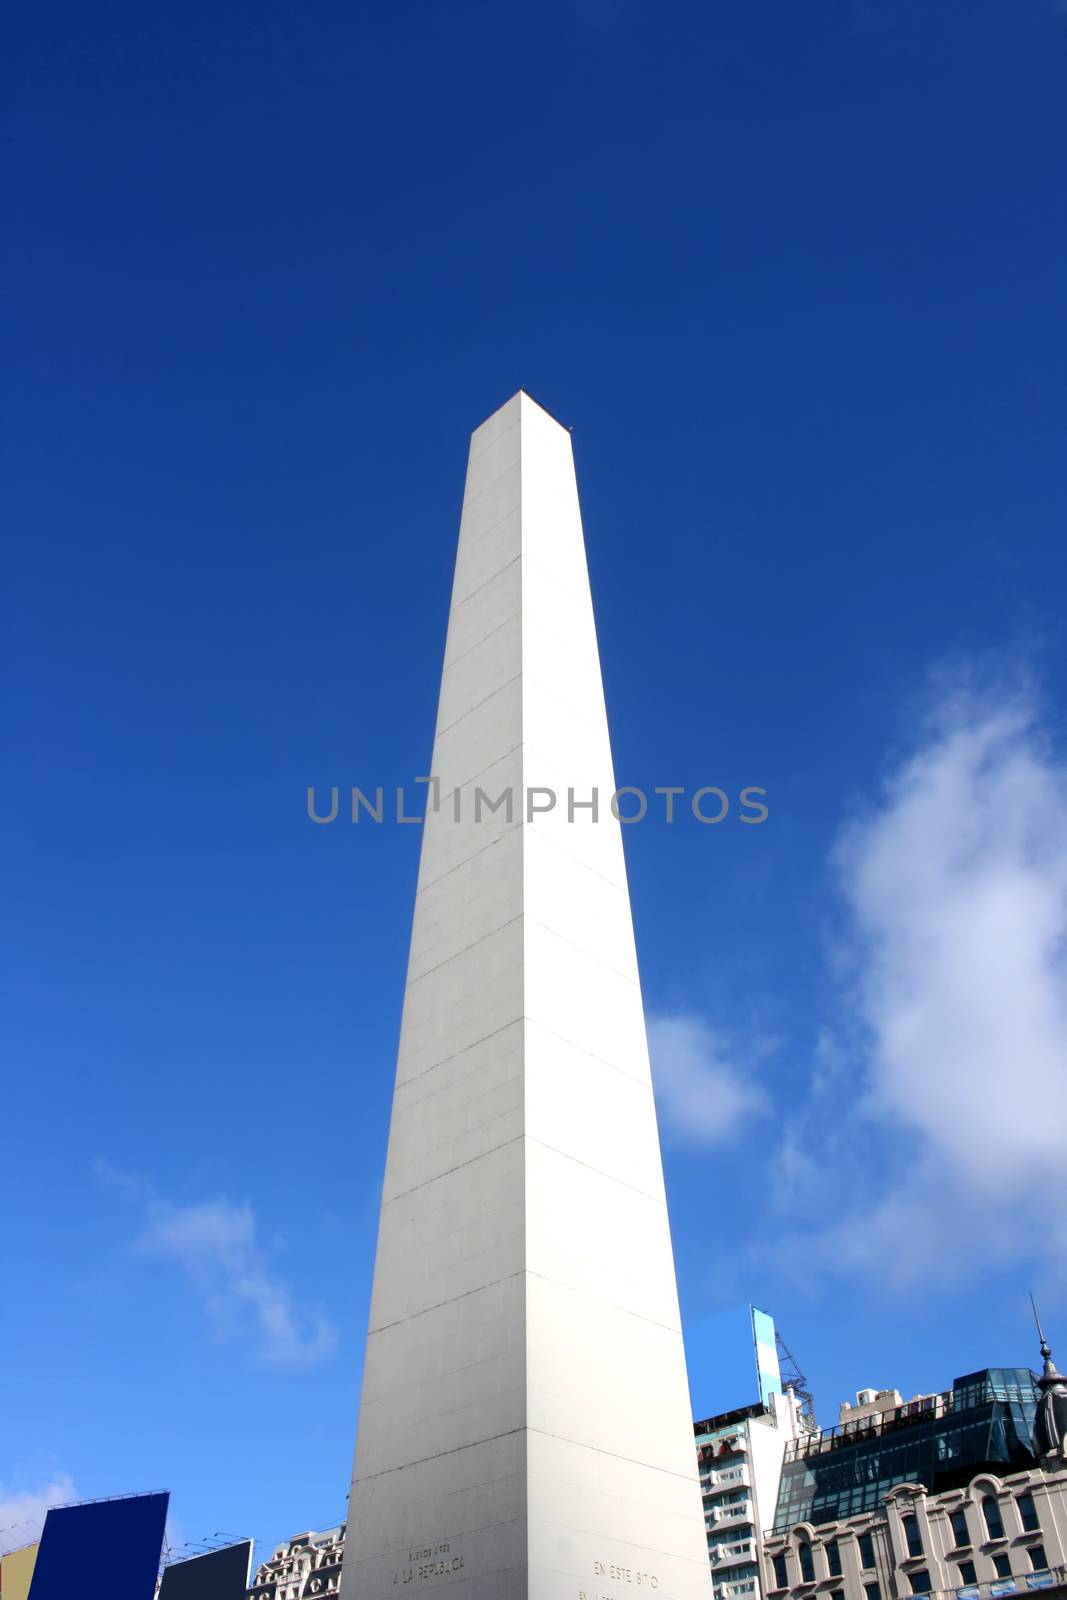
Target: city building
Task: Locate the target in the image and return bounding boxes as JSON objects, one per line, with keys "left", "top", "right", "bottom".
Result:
{"left": 761, "top": 1333, "right": 1067, "bottom": 1600}
{"left": 247, "top": 1526, "right": 345, "bottom": 1599}
{"left": 697, "top": 1390, "right": 808, "bottom": 1600}
{"left": 689, "top": 1305, "right": 817, "bottom": 1600}
{"left": 772, "top": 1368, "right": 1045, "bottom": 1533}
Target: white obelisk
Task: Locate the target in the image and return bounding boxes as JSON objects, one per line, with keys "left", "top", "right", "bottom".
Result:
{"left": 342, "top": 393, "right": 711, "bottom": 1600}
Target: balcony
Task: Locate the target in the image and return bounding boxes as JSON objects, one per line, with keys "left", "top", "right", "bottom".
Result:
{"left": 710, "top": 1543, "right": 756, "bottom": 1568}
{"left": 711, "top": 1502, "right": 753, "bottom": 1525}
{"left": 705, "top": 1466, "right": 752, "bottom": 1491}
{"left": 708, "top": 1518, "right": 748, "bottom": 1535}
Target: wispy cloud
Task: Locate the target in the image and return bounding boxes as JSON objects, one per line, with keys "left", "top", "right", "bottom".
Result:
{"left": 0, "top": 1475, "right": 75, "bottom": 1553}
{"left": 99, "top": 1165, "right": 337, "bottom": 1369}
{"left": 785, "top": 669, "right": 1067, "bottom": 1288}
{"left": 647, "top": 1012, "right": 769, "bottom": 1144}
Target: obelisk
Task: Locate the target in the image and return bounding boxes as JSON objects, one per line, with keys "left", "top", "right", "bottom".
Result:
{"left": 342, "top": 393, "right": 711, "bottom": 1600}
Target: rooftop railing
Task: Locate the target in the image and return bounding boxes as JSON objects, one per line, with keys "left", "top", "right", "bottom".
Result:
{"left": 784, "top": 1392, "right": 959, "bottom": 1460}
{"left": 930, "top": 1566, "right": 1066, "bottom": 1600}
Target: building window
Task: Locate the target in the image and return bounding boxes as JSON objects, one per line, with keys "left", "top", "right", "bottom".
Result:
{"left": 864, "top": 1585, "right": 881, "bottom": 1600}
{"left": 859, "top": 1534, "right": 877, "bottom": 1570}
{"left": 951, "top": 1509, "right": 970, "bottom": 1547}
{"left": 799, "top": 1544, "right": 815, "bottom": 1583}
{"left": 957, "top": 1562, "right": 977, "bottom": 1586}
{"left": 772, "top": 1554, "right": 789, "bottom": 1589}
{"left": 909, "top": 1572, "right": 932, "bottom": 1595}
{"left": 1016, "top": 1493, "right": 1039, "bottom": 1533}
{"left": 1027, "top": 1546, "right": 1047, "bottom": 1573}
{"left": 983, "top": 1497, "right": 1005, "bottom": 1540}
{"left": 902, "top": 1515, "right": 923, "bottom": 1559}
{"left": 993, "top": 1555, "right": 1012, "bottom": 1578}
{"left": 827, "top": 1542, "right": 843, "bottom": 1578}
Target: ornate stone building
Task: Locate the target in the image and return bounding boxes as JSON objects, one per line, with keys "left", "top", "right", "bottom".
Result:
{"left": 761, "top": 1461, "right": 1067, "bottom": 1600}
{"left": 761, "top": 1335, "right": 1067, "bottom": 1600}
{"left": 246, "top": 1526, "right": 345, "bottom": 1599}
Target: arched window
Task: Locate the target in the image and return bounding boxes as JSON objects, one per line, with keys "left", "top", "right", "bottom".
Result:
{"left": 983, "top": 1497, "right": 1005, "bottom": 1540}
{"left": 902, "top": 1514, "right": 923, "bottom": 1558}
{"left": 799, "top": 1543, "right": 815, "bottom": 1583}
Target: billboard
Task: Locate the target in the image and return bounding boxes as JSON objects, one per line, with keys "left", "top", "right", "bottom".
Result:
{"left": 1, "top": 1542, "right": 40, "bottom": 1600}
{"left": 28, "top": 1492, "right": 168, "bottom": 1600}
{"left": 752, "top": 1305, "right": 783, "bottom": 1406}
{"left": 686, "top": 1302, "right": 781, "bottom": 1421}
{"left": 158, "top": 1541, "right": 253, "bottom": 1600}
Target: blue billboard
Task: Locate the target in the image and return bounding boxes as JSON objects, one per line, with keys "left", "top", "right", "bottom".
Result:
{"left": 686, "top": 1303, "right": 782, "bottom": 1421}
{"left": 29, "top": 1492, "right": 169, "bottom": 1600}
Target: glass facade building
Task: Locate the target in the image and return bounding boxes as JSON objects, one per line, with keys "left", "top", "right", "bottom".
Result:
{"left": 773, "top": 1371, "right": 1041, "bottom": 1531}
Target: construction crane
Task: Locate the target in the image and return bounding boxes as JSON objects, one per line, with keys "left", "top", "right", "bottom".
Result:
{"left": 776, "top": 1330, "right": 819, "bottom": 1432}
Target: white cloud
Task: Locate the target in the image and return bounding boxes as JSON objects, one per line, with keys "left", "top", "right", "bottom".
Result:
{"left": 795, "top": 674, "right": 1067, "bottom": 1287}
{"left": 97, "top": 1166, "right": 338, "bottom": 1369}
{"left": 137, "top": 1194, "right": 338, "bottom": 1369}
{"left": 0, "top": 1475, "right": 75, "bottom": 1552}
{"left": 647, "top": 1012, "right": 769, "bottom": 1144}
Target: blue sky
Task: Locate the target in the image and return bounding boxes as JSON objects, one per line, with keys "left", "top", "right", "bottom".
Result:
{"left": 4, "top": 0, "right": 1067, "bottom": 1567}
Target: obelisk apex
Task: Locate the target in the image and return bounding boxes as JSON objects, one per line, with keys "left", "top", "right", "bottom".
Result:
{"left": 342, "top": 393, "right": 711, "bottom": 1600}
